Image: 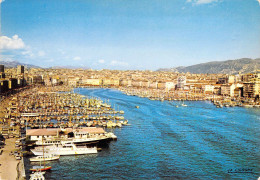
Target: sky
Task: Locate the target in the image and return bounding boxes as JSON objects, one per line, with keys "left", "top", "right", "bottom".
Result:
{"left": 0, "top": 0, "right": 260, "bottom": 70}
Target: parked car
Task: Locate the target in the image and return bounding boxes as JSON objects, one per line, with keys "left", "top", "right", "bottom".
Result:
{"left": 15, "top": 155, "right": 21, "bottom": 160}
{"left": 0, "top": 141, "right": 4, "bottom": 148}
{"left": 0, "top": 134, "right": 5, "bottom": 142}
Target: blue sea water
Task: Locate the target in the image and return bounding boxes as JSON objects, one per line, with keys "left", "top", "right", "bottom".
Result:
{"left": 25, "top": 88, "right": 260, "bottom": 179}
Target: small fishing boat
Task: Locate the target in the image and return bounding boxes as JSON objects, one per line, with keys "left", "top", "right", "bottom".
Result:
{"left": 30, "top": 154, "right": 60, "bottom": 162}
{"left": 30, "top": 166, "right": 52, "bottom": 172}
{"left": 135, "top": 106, "right": 139, "bottom": 108}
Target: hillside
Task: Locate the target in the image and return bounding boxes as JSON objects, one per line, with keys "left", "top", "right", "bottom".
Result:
{"left": 157, "top": 58, "right": 260, "bottom": 74}
{"left": 0, "top": 60, "right": 40, "bottom": 69}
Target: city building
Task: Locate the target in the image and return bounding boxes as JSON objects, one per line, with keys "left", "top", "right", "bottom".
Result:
{"left": 17, "top": 65, "right": 25, "bottom": 74}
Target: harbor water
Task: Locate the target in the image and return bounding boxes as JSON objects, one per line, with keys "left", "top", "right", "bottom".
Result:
{"left": 25, "top": 88, "right": 260, "bottom": 179}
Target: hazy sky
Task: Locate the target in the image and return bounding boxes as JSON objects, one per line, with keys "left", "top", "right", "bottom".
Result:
{"left": 0, "top": 0, "right": 260, "bottom": 70}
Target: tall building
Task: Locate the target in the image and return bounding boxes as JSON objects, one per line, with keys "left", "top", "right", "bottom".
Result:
{"left": 17, "top": 65, "right": 24, "bottom": 74}
{"left": 177, "top": 76, "right": 186, "bottom": 89}
{"left": 0, "top": 65, "right": 5, "bottom": 79}
{"left": 0, "top": 65, "right": 4, "bottom": 73}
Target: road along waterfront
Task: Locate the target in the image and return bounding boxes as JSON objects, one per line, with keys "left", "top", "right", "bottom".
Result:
{"left": 24, "top": 88, "right": 259, "bottom": 179}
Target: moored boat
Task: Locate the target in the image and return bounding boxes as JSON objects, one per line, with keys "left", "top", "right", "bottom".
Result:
{"left": 30, "top": 166, "right": 52, "bottom": 172}
{"left": 30, "top": 171, "right": 45, "bottom": 180}
{"left": 30, "top": 154, "right": 60, "bottom": 162}
{"left": 31, "top": 142, "right": 98, "bottom": 156}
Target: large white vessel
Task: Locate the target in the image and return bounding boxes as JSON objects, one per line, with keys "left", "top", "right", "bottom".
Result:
{"left": 31, "top": 142, "right": 97, "bottom": 156}
{"left": 34, "top": 131, "right": 117, "bottom": 146}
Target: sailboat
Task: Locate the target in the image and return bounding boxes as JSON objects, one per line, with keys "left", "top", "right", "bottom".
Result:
{"left": 181, "top": 99, "right": 187, "bottom": 107}
{"left": 30, "top": 138, "right": 52, "bottom": 172}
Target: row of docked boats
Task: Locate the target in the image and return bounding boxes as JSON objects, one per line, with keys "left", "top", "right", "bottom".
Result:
{"left": 29, "top": 142, "right": 98, "bottom": 173}
{"left": 28, "top": 128, "right": 115, "bottom": 178}
{"left": 28, "top": 127, "right": 117, "bottom": 159}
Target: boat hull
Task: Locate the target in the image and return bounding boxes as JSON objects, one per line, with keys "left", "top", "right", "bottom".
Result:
{"left": 30, "top": 155, "right": 60, "bottom": 162}
{"left": 31, "top": 147, "right": 97, "bottom": 156}
{"left": 30, "top": 166, "right": 52, "bottom": 172}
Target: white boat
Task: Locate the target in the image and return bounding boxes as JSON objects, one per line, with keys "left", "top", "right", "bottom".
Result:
{"left": 116, "top": 122, "right": 122, "bottom": 128}
{"left": 30, "top": 154, "right": 60, "bottom": 162}
{"left": 35, "top": 133, "right": 115, "bottom": 146}
{"left": 243, "top": 104, "right": 254, "bottom": 108}
{"left": 30, "top": 171, "right": 45, "bottom": 180}
{"left": 31, "top": 143, "right": 97, "bottom": 156}
{"left": 181, "top": 100, "right": 187, "bottom": 107}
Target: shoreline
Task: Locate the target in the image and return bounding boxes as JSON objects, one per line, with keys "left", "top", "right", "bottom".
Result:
{"left": 0, "top": 90, "right": 26, "bottom": 180}
{"left": 77, "top": 86, "right": 260, "bottom": 108}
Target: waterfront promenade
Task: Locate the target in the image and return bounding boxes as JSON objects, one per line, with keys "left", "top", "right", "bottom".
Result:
{"left": 0, "top": 92, "right": 26, "bottom": 180}
{"left": 0, "top": 138, "right": 18, "bottom": 180}
{"left": 0, "top": 95, "right": 18, "bottom": 180}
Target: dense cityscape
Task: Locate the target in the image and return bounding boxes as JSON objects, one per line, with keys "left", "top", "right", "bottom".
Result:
{"left": 1, "top": 64, "right": 260, "bottom": 106}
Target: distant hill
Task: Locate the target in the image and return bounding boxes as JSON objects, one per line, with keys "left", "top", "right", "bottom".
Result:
{"left": 0, "top": 60, "right": 40, "bottom": 69}
{"left": 157, "top": 58, "right": 260, "bottom": 74}
{"left": 50, "top": 65, "right": 90, "bottom": 69}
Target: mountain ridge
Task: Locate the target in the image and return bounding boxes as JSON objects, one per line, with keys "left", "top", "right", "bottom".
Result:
{"left": 1, "top": 58, "right": 259, "bottom": 74}
{"left": 157, "top": 58, "right": 260, "bottom": 74}
{"left": 0, "top": 60, "right": 41, "bottom": 69}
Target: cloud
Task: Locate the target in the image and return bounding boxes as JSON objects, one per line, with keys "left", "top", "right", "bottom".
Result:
{"left": 38, "top": 50, "right": 45, "bottom": 57}
{"left": 196, "top": 0, "right": 218, "bottom": 4}
{"left": 21, "top": 50, "right": 34, "bottom": 57}
{"left": 98, "top": 59, "right": 105, "bottom": 64}
{"left": 187, "top": 0, "right": 218, "bottom": 5}
{"left": 110, "top": 60, "right": 129, "bottom": 67}
{"left": 0, "top": 0, "right": 5, "bottom": 4}
{"left": 73, "top": 56, "right": 81, "bottom": 61}
{"left": 257, "top": 0, "right": 260, "bottom": 5}
{"left": 0, "top": 35, "right": 25, "bottom": 50}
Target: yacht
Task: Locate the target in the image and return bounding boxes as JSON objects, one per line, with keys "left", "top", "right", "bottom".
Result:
{"left": 31, "top": 142, "right": 98, "bottom": 156}
{"left": 35, "top": 131, "right": 116, "bottom": 146}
